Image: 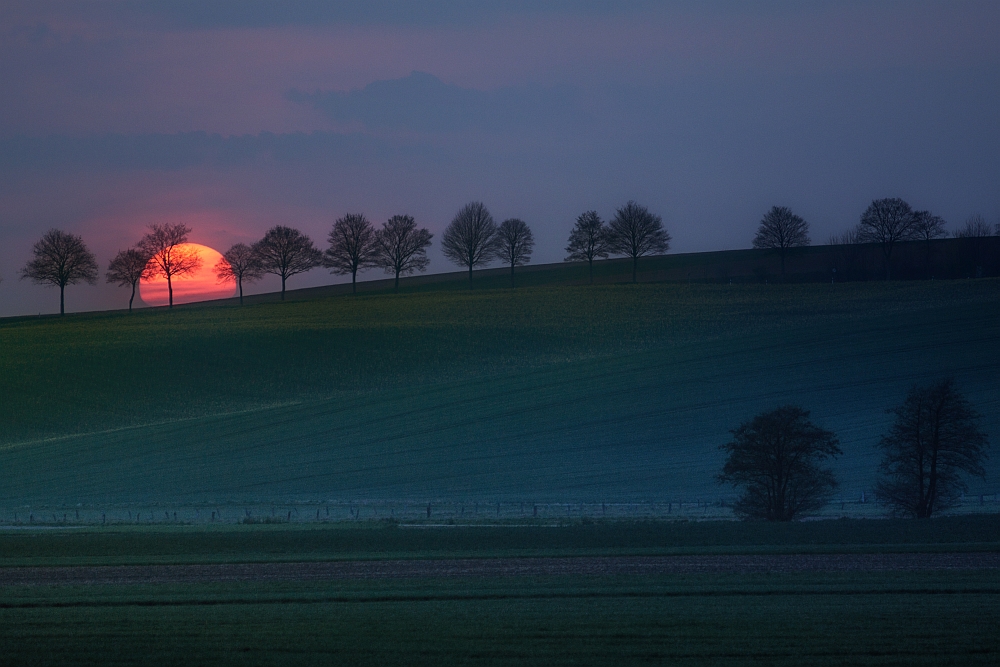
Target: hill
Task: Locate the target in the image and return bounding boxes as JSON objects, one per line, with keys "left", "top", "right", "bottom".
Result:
{"left": 0, "top": 275, "right": 998, "bottom": 509}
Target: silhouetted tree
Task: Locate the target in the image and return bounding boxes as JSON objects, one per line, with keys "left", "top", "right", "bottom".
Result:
{"left": 254, "top": 226, "right": 322, "bottom": 300}
{"left": 752, "top": 206, "right": 810, "bottom": 278}
{"left": 106, "top": 247, "right": 150, "bottom": 312}
{"left": 953, "top": 213, "right": 995, "bottom": 278}
{"left": 605, "top": 201, "right": 670, "bottom": 283}
{"left": 911, "top": 210, "right": 947, "bottom": 278}
{"left": 215, "top": 243, "right": 263, "bottom": 305}
{"left": 565, "top": 211, "right": 608, "bottom": 284}
{"left": 857, "top": 198, "right": 917, "bottom": 280}
{"left": 372, "top": 215, "right": 432, "bottom": 291}
{"left": 495, "top": 218, "right": 534, "bottom": 288}
{"left": 138, "top": 223, "right": 202, "bottom": 308}
{"left": 876, "top": 379, "right": 989, "bottom": 518}
{"left": 954, "top": 213, "right": 993, "bottom": 239}
{"left": 324, "top": 213, "right": 378, "bottom": 293}
{"left": 441, "top": 201, "right": 498, "bottom": 288}
{"left": 718, "top": 406, "right": 841, "bottom": 521}
{"left": 21, "top": 229, "right": 98, "bottom": 315}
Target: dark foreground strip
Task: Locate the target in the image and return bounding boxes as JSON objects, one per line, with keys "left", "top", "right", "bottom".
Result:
{"left": 2, "top": 553, "right": 998, "bottom": 586}
{"left": 2, "top": 588, "right": 1000, "bottom": 610}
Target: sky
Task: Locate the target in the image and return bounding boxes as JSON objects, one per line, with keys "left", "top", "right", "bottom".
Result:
{"left": 1, "top": 0, "right": 998, "bottom": 315}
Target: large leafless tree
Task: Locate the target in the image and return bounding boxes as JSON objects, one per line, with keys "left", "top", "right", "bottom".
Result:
{"left": 441, "top": 201, "right": 498, "bottom": 288}
{"left": 215, "top": 243, "right": 263, "bottom": 305}
{"left": 752, "top": 206, "right": 810, "bottom": 278}
{"left": 138, "top": 223, "right": 202, "bottom": 308}
{"left": 253, "top": 226, "right": 323, "bottom": 300}
{"left": 876, "top": 379, "right": 989, "bottom": 518}
{"left": 21, "top": 229, "right": 98, "bottom": 315}
{"left": 494, "top": 218, "right": 534, "bottom": 288}
{"left": 106, "top": 247, "right": 150, "bottom": 312}
{"left": 564, "top": 211, "right": 608, "bottom": 284}
{"left": 605, "top": 201, "right": 670, "bottom": 283}
{"left": 718, "top": 406, "right": 841, "bottom": 521}
{"left": 857, "top": 198, "right": 917, "bottom": 280}
{"left": 324, "top": 213, "right": 379, "bottom": 293}
{"left": 372, "top": 215, "right": 433, "bottom": 291}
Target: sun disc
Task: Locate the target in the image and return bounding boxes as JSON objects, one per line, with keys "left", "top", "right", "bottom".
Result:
{"left": 139, "top": 243, "right": 236, "bottom": 307}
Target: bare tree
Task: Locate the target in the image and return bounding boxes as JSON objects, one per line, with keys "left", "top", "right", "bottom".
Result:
{"left": 876, "top": 379, "right": 989, "bottom": 518}
{"left": 495, "top": 218, "right": 534, "bottom": 288}
{"left": 441, "top": 201, "right": 498, "bottom": 288}
{"left": 106, "top": 247, "right": 150, "bottom": 312}
{"left": 752, "top": 206, "right": 810, "bottom": 279}
{"left": 20, "top": 229, "right": 99, "bottom": 315}
{"left": 857, "top": 198, "right": 917, "bottom": 280}
{"left": 138, "top": 223, "right": 202, "bottom": 308}
{"left": 605, "top": 201, "right": 670, "bottom": 283}
{"left": 372, "top": 215, "right": 432, "bottom": 291}
{"left": 910, "top": 210, "right": 947, "bottom": 278}
{"left": 324, "top": 213, "right": 378, "bottom": 293}
{"left": 954, "top": 213, "right": 994, "bottom": 238}
{"left": 564, "top": 211, "right": 608, "bottom": 284}
{"left": 718, "top": 406, "right": 841, "bottom": 521}
{"left": 215, "top": 243, "right": 263, "bottom": 305}
{"left": 253, "top": 226, "right": 323, "bottom": 300}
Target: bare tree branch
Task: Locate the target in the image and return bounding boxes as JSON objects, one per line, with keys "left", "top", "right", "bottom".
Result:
{"left": 857, "top": 198, "right": 917, "bottom": 280}
{"left": 20, "top": 229, "right": 98, "bottom": 315}
{"left": 441, "top": 201, "right": 498, "bottom": 288}
{"left": 216, "top": 243, "right": 263, "bottom": 305}
{"left": 253, "top": 226, "right": 323, "bottom": 300}
{"left": 106, "top": 247, "right": 150, "bottom": 312}
{"left": 565, "top": 211, "right": 608, "bottom": 284}
{"left": 324, "top": 213, "right": 379, "bottom": 293}
{"left": 138, "top": 223, "right": 202, "bottom": 308}
{"left": 495, "top": 218, "right": 534, "bottom": 288}
{"left": 752, "top": 206, "right": 810, "bottom": 278}
{"left": 372, "top": 215, "right": 432, "bottom": 291}
{"left": 605, "top": 201, "right": 670, "bottom": 283}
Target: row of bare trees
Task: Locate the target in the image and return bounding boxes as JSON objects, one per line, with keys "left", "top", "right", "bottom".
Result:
{"left": 16, "top": 198, "right": 674, "bottom": 313}
{"left": 718, "top": 378, "right": 990, "bottom": 521}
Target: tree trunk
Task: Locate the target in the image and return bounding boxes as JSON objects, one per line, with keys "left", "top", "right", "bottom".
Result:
{"left": 588, "top": 258, "right": 594, "bottom": 285}
{"left": 128, "top": 283, "right": 136, "bottom": 312}
{"left": 167, "top": 274, "right": 173, "bottom": 308}
{"left": 394, "top": 270, "right": 400, "bottom": 291}
{"left": 510, "top": 262, "right": 515, "bottom": 288}
{"left": 60, "top": 284, "right": 65, "bottom": 315}
{"left": 632, "top": 256, "right": 638, "bottom": 284}
{"left": 468, "top": 263, "right": 473, "bottom": 289}
{"left": 351, "top": 269, "right": 357, "bottom": 294}
{"left": 280, "top": 275, "right": 286, "bottom": 300}
{"left": 780, "top": 250, "right": 786, "bottom": 279}
{"left": 238, "top": 278, "right": 244, "bottom": 306}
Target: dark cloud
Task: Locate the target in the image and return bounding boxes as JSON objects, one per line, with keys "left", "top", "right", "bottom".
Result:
{"left": 287, "top": 72, "right": 582, "bottom": 134}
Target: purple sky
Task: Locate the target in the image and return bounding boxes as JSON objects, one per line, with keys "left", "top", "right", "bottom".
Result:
{"left": 2, "top": 1, "right": 999, "bottom": 315}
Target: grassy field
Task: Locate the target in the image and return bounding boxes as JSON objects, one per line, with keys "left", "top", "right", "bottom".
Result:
{"left": 1, "top": 276, "right": 998, "bottom": 508}
{"left": 1, "top": 520, "right": 996, "bottom": 665}
{"left": 2, "top": 571, "right": 998, "bottom": 666}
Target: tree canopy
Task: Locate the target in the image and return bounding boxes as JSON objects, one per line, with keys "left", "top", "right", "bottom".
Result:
{"left": 494, "top": 218, "right": 534, "bottom": 287}
{"left": 139, "top": 223, "right": 201, "bottom": 308}
{"left": 324, "top": 213, "right": 378, "bottom": 293}
{"left": 718, "top": 406, "right": 841, "bottom": 521}
{"left": 254, "top": 226, "right": 323, "bottom": 300}
{"left": 21, "top": 229, "right": 98, "bottom": 315}
{"left": 372, "top": 215, "right": 432, "bottom": 291}
{"left": 216, "top": 243, "right": 263, "bottom": 305}
{"left": 876, "top": 379, "right": 989, "bottom": 518}
{"left": 106, "top": 247, "right": 150, "bottom": 312}
{"left": 752, "top": 206, "right": 810, "bottom": 277}
{"left": 565, "top": 211, "right": 608, "bottom": 284}
{"left": 441, "top": 201, "right": 498, "bottom": 287}
{"left": 605, "top": 201, "right": 670, "bottom": 283}
{"left": 857, "top": 198, "right": 917, "bottom": 280}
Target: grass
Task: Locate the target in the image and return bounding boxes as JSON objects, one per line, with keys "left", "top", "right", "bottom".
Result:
{"left": 1, "top": 572, "right": 998, "bottom": 666}
{"left": 0, "top": 516, "right": 997, "bottom": 567}
{"left": 1, "top": 278, "right": 998, "bottom": 506}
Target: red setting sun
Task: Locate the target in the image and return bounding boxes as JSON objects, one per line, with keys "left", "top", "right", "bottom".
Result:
{"left": 139, "top": 243, "right": 235, "bottom": 307}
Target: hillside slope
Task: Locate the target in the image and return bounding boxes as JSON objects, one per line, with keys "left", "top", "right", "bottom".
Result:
{"left": 1, "top": 280, "right": 997, "bottom": 505}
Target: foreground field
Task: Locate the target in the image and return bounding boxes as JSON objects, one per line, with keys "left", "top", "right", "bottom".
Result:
{"left": 1, "top": 279, "right": 998, "bottom": 507}
{"left": 1, "top": 519, "right": 997, "bottom": 666}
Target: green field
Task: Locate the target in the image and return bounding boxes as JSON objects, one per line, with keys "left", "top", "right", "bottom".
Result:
{"left": 1, "top": 519, "right": 998, "bottom": 666}
{"left": 1, "top": 274, "right": 998, "bottom": 509}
